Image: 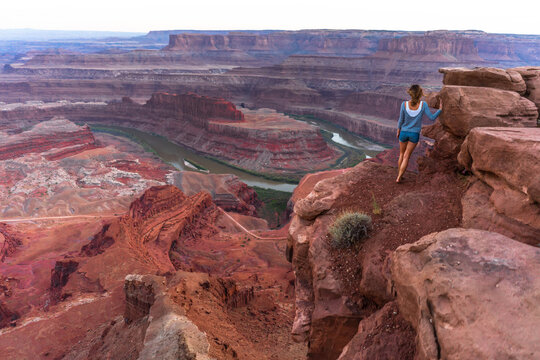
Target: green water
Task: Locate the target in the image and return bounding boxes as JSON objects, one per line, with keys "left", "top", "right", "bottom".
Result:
{"left": 91, "top": 125, "right": 298, "bottom": 192}
{"left": 91, "top": 118, "right": 385, "bottom": 192}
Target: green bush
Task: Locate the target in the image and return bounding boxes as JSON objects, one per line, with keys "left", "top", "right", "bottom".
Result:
{"left": 329, "top": 211, "right": 372, "bottom": 249}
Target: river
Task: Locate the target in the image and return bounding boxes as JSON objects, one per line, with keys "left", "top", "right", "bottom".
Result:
{"left": 91, "top": 117, "right": 386, "bottom": 193}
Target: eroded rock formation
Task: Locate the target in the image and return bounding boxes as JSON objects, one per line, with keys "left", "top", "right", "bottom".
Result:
{"left": 0, "top": 183, "right": 303, "bottom": 359}
{"left": 287, "top": 160, "right": 463, "bottom": 359}
{"left": 0, "top": 94, "right": 342, "bottom": 177}
{"left": 0, "top": 117, "right": 96, "bottom": 160}
{"left": 421, "top": 67, "right": 538, "bottom": 171}
{"left": 169, "top": 172, "right": 261, "bottom": 216}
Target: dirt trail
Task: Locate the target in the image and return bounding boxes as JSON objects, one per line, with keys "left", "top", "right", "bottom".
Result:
{"left": 0, "top": 214, "right": 119, "bottom": 223}
{"left": 217, "top": 207, "right": 287, "bottom": 240}
{"left": 0, "top": 208, "right": 287, "bottom": 240}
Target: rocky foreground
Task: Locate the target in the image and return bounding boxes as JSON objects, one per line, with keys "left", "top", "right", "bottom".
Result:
{"left": 287, "top": 66, "right": 540, "bottom": 359}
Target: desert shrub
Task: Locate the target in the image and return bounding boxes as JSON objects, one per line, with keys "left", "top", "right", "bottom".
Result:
{"left": 329, "top": 211, "right": 372, "bottom": 249}
{"left": 371, "top": 192, "right": 382, "bottom": 215}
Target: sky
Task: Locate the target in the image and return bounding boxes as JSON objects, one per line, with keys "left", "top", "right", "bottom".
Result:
{"left": 1, "top": 0, "right": 540, "bottom": 35}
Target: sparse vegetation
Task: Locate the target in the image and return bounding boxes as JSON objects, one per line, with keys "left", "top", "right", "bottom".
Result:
{"left": 371, "top": 192, "right": 382, "bottom": 215}
{"left": 252, "top": 186, "right": 292, "bottom": 228}
{"left": 329, "top": 211, "right": 372, "bottom": 249}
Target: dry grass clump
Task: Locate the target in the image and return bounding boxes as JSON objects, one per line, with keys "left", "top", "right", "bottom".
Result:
{"left": 329, "top": 211, "right": 372, "bottom": 249}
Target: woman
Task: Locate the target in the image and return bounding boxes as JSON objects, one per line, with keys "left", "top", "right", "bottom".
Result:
{"left": 396, "top": 84, "right": 442, "bottom": 183}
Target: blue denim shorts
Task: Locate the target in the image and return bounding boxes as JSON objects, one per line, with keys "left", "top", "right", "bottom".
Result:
{"left": 399, "top": 131, "right": 420, "bottom": 143}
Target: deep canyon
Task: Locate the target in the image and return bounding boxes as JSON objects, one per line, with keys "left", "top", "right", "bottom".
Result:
{"left": 0, "top": 29, "right": 539, "bottom": 360}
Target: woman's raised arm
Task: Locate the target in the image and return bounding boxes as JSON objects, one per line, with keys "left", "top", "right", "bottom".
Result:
{"left": 423, "top": 101, "right": 442, "bottom": 121}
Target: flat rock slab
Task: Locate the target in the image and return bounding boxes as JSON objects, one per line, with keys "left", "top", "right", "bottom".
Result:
{"left": 440, "top": 67, "right": 526, "bottom": 94}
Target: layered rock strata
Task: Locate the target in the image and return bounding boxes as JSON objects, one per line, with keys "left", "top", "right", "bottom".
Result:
{"left": 168, "top": 172, "right": 261, "bottom": 216}
{"left": 440, "top": 67, "right": 526, "bottom": 93}
{"left": 1, "top": 184, "right": 303, "bottom": 359}
{"left": 0, "top": 117, "right": 96, "bottom": 160}
{"left": 0, "top": 93, "right": 341, "bottom": 176}
{"left": 511, "top": 66, "right": 540, "bottom": 117}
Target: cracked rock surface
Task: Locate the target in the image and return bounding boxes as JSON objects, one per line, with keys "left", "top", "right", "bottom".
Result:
{"left": 391, "top": 228, "right": 540, "bottom": 360}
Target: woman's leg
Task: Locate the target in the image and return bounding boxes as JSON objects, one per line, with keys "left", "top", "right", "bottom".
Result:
{"left": 396, "top": 141, "right": 418, "bottom": 182}
{"left": 397, "top": 140, "right": 407, "bottom": 174}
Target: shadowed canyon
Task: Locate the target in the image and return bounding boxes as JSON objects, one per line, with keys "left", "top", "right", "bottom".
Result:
{"left": 0, "top": 28, "right": 539, "bottom": 359}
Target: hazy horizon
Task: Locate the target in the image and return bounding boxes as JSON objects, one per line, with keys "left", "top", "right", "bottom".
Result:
{"left": 2, "top": 0, "right": 540, "bottom": 36}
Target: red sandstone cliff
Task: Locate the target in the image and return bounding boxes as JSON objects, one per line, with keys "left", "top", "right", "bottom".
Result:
{"left": 374, "top": 32, "right": 482, "bottom": 61}
{"left": 164, "top": 30, "right": 378, "bottom": 56}
{"left": 145, "top": 92, "right": 244, "bottom": 123}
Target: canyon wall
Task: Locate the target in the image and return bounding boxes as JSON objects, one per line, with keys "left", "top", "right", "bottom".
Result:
{"left": 3, "top": 30, "right": 539, "bottom": 145}
{"left": 0, "top": 93, "right": 342, "bottom": 177}
{"left": 164, "top": 30, "right": 380, "bottom": 56}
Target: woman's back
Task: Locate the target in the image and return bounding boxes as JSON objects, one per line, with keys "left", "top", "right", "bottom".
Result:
{"left": 398, "top": 100, "right": 440, "bottom": 133}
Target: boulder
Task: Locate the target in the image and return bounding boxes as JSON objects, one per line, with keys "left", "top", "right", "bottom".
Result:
{"left": 511, "top": 66, "right": 540, "bottom": 117}
{"left": 337, "top": 302, "right": 416, "bottom": 360}
{"left": 438, "top": 85, "right": 537, "bottom": 138}
{"left": 440, "top": 67, "right": 526, "bottom": 94}
{"left": 391, "top": 228, "right": 540, "bottom": 360}
{"left": 458, "top": 127, "right": 540, "bottom": 244}
{"left": 461, "top": 179, "right": 540, "bottom": 245}
{"left": 458, "top": 127, "right": 540, "bottom": 204}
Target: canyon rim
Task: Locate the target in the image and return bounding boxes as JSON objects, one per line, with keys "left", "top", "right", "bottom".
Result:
{"left": 0, "top": 16, "right": 539, "bottom": 360}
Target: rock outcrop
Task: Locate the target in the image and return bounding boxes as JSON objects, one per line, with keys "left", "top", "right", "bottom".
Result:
{"left": 391, "top": 228, "right": 540, "bottom": 360}
{"left": 0, "top": 223, "right": 21, "bottom": 262}
{"left": 458, "top": 127, "right": 540, "bottom": 244}
{"left": 511, "top": 66, "right": 540, "bottom": 117}
{"left": 337, "top": 301, "right": 415, "bottom": 360}
{"left": 0, "top": 117, "right": 96, "bottom": 160}
{"left": 123, "top": 274, "right": 212, "bottom": 360}
{"left": 438, "top": 85, "right": 537, "bottom": 137}
{"left": 420, "top": 67, "right": 538, "bottom": 171}
{"left": 287, "top": 160, "right": 463, "bottom": 359}
{"left": 440, "top": 67, "right": 526, "bottom": 93}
